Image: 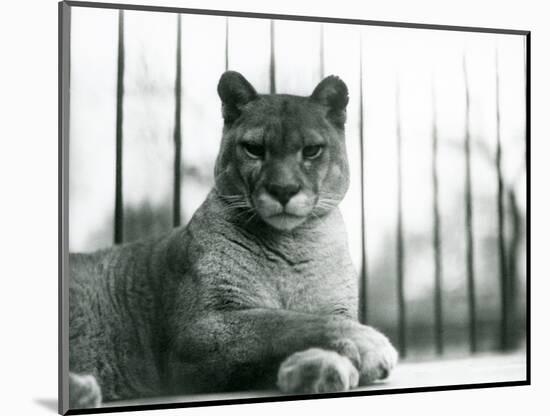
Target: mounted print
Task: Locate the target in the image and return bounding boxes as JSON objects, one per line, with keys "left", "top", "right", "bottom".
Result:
{"left": 59, "top": 1, "right": 530, "bottom": 414}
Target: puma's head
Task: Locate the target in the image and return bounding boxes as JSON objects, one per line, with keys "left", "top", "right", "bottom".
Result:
{"left": 214, "top": 71, "right": 350, "bottom": 232}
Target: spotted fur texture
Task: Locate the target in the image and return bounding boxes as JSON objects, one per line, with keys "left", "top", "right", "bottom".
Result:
{"left": 68, "top": 71, "right": 397, "bottom": 408}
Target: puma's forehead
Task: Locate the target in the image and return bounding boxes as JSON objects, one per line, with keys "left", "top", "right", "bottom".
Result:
{"left": 240, "top": 126, "right": 326, "bottom": 143}
{"left": 233, "top": 96, "right": 336, "bottom": 147}
{"left": 242, "top": 95, "right": 327, "bottom": 123}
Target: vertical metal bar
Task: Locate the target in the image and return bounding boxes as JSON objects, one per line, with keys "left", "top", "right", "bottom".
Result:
{"left": 431, "top": 78, "right": 444, "bottom": 355}
{"left": 269, "top": 19, "right": 276, "bottom": 94}
{"left": 495, "top": 47, "right": 511, "bottom": 351}
{"left": 395, "top": 80, "right": 406, "bottom": 358}
{"left": 358, "top": 33, "right": 368, "bottom": 324}
{"left": 173, "top": 14, "right": 182, "bottom": 228}
{"left": 463, "top": 53, "right": 477, "bottom": 353}
{"left": 319, "top": 23, "right": 325, "bottom": 80}
{"left": 225, "top": 17, "right": 229, "bottom": 71}
{"left": 507, "top": 188, "right": 520, "bottom": 349}
{"left": 114, "top": 9, "right": 125, "bottom": 244}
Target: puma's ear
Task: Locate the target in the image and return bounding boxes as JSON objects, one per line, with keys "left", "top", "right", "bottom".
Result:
{"left": 217, "top": 71, "right": 258, "bottom": 123}
{"left": 310, "top": 75, "right": 349, "bottom": 127}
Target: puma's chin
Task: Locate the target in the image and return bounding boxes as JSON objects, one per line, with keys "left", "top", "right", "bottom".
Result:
{"left": 263, "top": 213, "right": 308, "bottom": 231}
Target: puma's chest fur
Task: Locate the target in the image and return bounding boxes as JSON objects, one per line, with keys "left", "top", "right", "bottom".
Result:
{"left": 169, "top": 192, "right": 358, "bottom": 319}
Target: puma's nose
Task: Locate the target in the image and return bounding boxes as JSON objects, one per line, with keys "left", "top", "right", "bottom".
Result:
{"left": 265, "top": 183, "right": 301, "bottom": 206}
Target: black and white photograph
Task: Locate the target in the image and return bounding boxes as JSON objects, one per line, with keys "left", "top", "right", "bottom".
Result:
{"left": 59, "top": 1, "right": 528, "bottom": 414}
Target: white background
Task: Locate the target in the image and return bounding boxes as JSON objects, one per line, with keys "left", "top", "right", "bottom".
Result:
{"left": 0, "top": 0, "right": 547, "bottom": 415}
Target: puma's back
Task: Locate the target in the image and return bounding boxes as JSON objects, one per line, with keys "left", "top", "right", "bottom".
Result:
{"left": 69, "top": 243, "right": 164, "bottom": 400}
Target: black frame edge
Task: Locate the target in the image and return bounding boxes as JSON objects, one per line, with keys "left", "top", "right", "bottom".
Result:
{"left": 64, "top": 0, "right": 529, "bottom": 35}
{"left": 65, "top": 380, "right": 530, "bottom": 415}
{"left": 58, "top": 1, "right": 531, "bottom": 414}
{"left": 59, "top": 1, "right": 71, "bottom": 415}
{"left": 525, "top": 31, "right": 531, "bottom": 386}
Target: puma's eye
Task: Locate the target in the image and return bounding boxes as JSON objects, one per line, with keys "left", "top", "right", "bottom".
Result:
{"left": 302, "top": 145, "right": 323, "bottom": 159}
{"left": 242, "top": 143, "right": 265, "bottom": 159}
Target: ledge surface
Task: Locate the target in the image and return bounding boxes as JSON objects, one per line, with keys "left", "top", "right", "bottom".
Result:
{"left": 103, "top": 352, "right": 527, "bottom": 408}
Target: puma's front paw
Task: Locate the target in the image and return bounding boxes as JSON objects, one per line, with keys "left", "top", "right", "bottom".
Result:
{"left": 277, "top": 348, "right": 359, "bottom": 394}
{"left": 341, "top": 325, "right": 399, "bottom": 384}
{"left": 69, "top": 373, "right": 102, "bottom": 409}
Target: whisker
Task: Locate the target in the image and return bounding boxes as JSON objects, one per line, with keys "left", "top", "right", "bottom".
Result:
{"left": 318, "top": 192, "right": 341, "bottom": 199}
{"left": 218, "top": 204, "right": 251, "bottom": 215}
{"left": 217, "top": 195, "right": 247, "bottom": 202}
{"left": 218, "top": 195, "right": 245, "bottom": 200}
{"left": 233, "top": 206, "right": 255, "bottom": 219}
{"left": 224, "top": 202, "right": 250, "bottom": 208}
{"left": 316, "top": 202, "right": 337, "bottom": 210}
{"left": 317, "top": 197, "right": 340, "bottom": 204}
{"left": 243, "top": 211, "right": 258, "bottom": 226}
{"left": 308, "top": 209, "right": 330, "bottom": 229}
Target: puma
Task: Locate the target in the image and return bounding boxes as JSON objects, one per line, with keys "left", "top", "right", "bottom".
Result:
{"left": 68, "top": 71, "right": 398, "bottom": 408}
